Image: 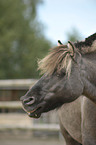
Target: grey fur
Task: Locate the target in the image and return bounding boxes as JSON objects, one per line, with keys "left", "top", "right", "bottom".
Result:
{"left": 20, "top": 33, "right": 96, "bottom": 145}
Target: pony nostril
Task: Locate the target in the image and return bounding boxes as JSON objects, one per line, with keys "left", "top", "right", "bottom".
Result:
{"left": 27, "top": 97, "right": 35, "bottom": 105}
{"left": 23, "top": 97, "right": 35, "bottom": 105}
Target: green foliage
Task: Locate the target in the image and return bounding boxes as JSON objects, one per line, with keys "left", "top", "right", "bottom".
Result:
{"left": 0, "top": 0, "right": 51, "bottom": 79}
{"left": 65, "top": 28, "right": 83, "bottom": 42}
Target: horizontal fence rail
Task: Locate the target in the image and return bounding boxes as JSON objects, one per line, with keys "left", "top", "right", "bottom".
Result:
{"left": 0, "top": 101, "right": 22, "bottom": 109}
{"left": 0, "top": 123, "right": 60, "bottom": 131}
{"left": 0, "top": 79, "right": 37, "bottom": 90}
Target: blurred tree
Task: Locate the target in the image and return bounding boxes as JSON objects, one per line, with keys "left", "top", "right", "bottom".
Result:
{"left": 0, "top": 0, "right": 52, "bottom": 79}
{"left": 65, "top": 28, "right": 83, "bottom": 42}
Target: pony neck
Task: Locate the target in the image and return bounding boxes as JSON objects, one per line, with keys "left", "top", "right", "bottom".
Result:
{"left": 82, "top": 52, "right": 96, "bottom": 103}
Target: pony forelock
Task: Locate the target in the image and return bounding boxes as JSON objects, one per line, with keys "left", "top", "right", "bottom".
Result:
{"left": 38, "top": 45, "right": 72, "bottom": 76}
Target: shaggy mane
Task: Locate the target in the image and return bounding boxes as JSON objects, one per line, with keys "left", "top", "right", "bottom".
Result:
{"left": 38, "top": 33, "right": 96, "bottom": 75}
{"left": 38, "top": 45, "right": 72, "bottom": 76}
{"left": 75, "top": 33, "right": 96, "bottom": 53}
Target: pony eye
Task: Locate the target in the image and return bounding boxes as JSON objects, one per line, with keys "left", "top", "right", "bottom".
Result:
{"left": 61, "top": 72, "right": 66, "bottom": 77}
{"left": 62, "top": 71, "right": 66, "bottom": 76}
{"left": 56, "top": 69, "right": 66, "bottom": 77}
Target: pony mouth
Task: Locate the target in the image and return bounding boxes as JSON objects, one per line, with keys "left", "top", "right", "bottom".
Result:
{"left": 26, "top": 106, "right": 42, "bottom": 118}
{"left": 27, "top": 107, "right": 39, "bottom": 114}
{"left": 21, "top": 101, "right": 46, "bottom": 118}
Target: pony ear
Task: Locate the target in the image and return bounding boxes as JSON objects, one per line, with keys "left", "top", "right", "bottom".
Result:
{"left": 58, "top": 40, "right": 63, "bottom": 46}
{"left": 68, "top": 41, "right": 76, "bottom": 57}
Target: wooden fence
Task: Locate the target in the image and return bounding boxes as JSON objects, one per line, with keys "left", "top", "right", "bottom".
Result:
{"left": 0, "top": 101, "right": 59, "bottom": 132}
{"left": 0, "top": 79, "right": 60, "bottom": 133}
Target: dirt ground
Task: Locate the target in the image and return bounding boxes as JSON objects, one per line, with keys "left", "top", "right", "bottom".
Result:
{"left": 0, "top": 130, "right": 65, "bottom": 145}
{"left": 0, "top": 138, "right": 64, "bottom": 145}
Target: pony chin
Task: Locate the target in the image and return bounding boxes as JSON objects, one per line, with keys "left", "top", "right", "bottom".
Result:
{"left": 28, "top": 112, "right": 41, "bottom": 118}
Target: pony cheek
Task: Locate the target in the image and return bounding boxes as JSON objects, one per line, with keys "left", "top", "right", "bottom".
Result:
{"left": 44, "top": 92, "right": 55, "bottom": 102}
